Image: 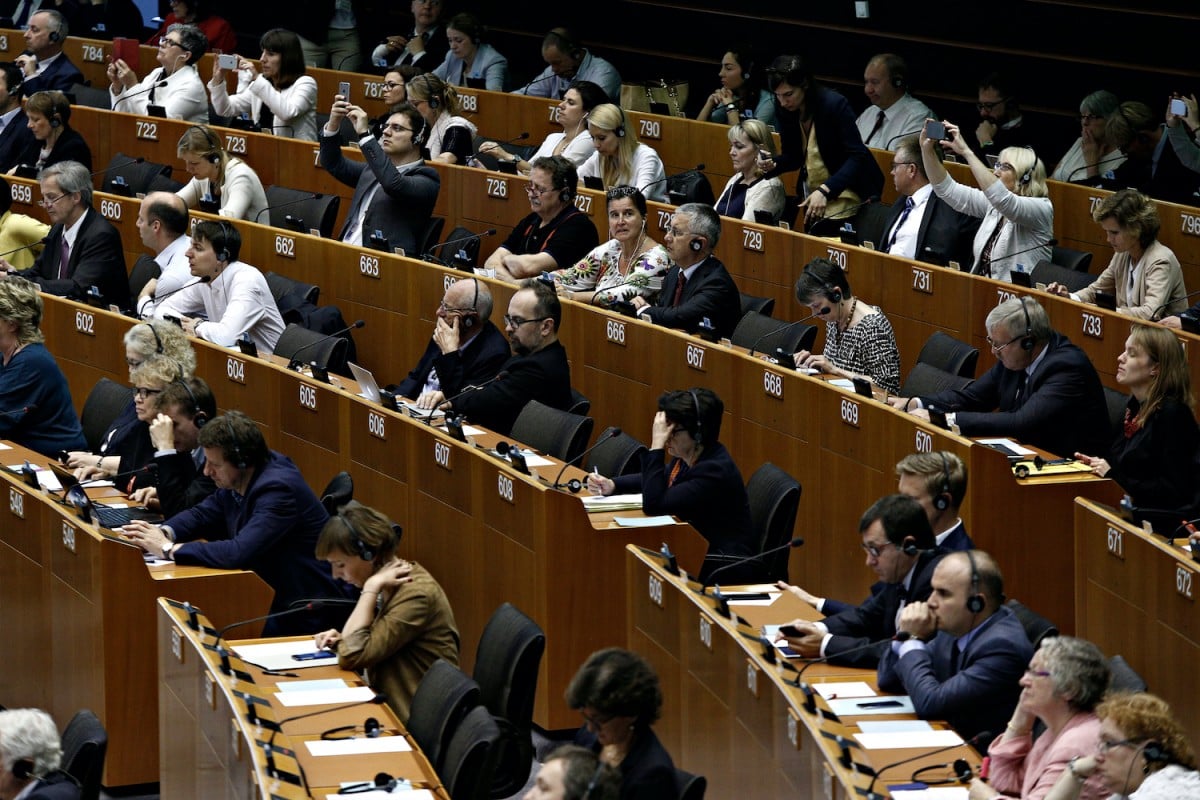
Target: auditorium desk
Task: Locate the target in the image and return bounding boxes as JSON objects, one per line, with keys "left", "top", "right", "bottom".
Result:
{"left": 1074, "top": 500, "right": 1200, "bottom": 744}
{"left": 0, "top": 441, "right": 273, "bottom": 787}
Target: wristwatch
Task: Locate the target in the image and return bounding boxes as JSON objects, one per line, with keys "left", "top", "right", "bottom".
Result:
{"left": 162, "top": 541, "right": 175, "bottom": 560}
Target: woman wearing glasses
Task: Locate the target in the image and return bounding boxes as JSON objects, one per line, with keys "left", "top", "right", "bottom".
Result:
{"left": 919, "top": 118, "right": 1053, "bottom": 282}
{"left": 1039, "top": 693, "right": 1199, "bottom": 800}
{"left": 565, "top": 648, "right": 676, "bottom": 800}
{"left": 208, "top": 28, "right": 318, "bottom": 141}
{"left": 969, "top": 637, "right": 1109, "bottom": 800}
{"left": 109, "top": 23, "right": 208, "bottom": 123}
{"left": 1049, "top": 91, "right": 1126, "bottom": 183}
{"left": 11, "top": 91, "right": 91, "bottom": 173}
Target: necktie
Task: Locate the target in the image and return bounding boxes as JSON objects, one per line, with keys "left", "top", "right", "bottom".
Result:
{"left": 57, "top": 235, "right": 70, "bottom": 281}
{"left": 671, "top": 271, "right": 687, "bottom": 307}
{"left": 865, "top": 108, "right": 886, "bottom": 145}
{"left": 667, "top": 460, "right": 683, "bottom": 487}
{"left": 950, "top": 640, "right": 962, "bottom": 676}
{"left": 975, "top": 218, "right": 1006, "bottom": 275}
{"left": 887, "top": 196, "right": 914, "bottom": 251}
{"left": 1013, "top": 370, "right": 1028, "bottom": 407}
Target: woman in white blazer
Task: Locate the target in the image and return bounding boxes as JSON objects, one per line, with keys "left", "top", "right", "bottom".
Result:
{"left": 109, "top": 23, "right": 208, "bottom": 123}
{"left": 208, "top": 28, "right": 318, "bottom": 141}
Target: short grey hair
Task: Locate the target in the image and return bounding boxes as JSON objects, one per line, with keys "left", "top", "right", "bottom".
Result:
{"left": 39, "top": 160, "right": 92, "bottom": 207}
{"left": 1038, "top": 636, "right": 1110, "bottom": 712}
{"left": 169, "top": 23, "right": 208, "bottom": 67}
{"left": 0, "top": 708, "right": 63, "bottom": 776}
{"left": 985, "top": 296, "right": 1051, "bottom": 343}
{"left": 1080, "top": 90, "right": 1120, "bottom": 119}
{"left": 676, "top": 203, "right": 721, "bottom": 248}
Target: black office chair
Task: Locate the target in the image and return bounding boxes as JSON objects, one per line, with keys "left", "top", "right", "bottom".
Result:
{"left": 102, "top": 152, "right": 173, "bottom": 197}
{"left": 1108, "top": 655, "right": 1148, "bottom": 692}
{"left": 1052, "top": 245, "right": 1093, "bottom": 272}
{"left": 265, "top": 271, "right": 320, "bottom": 309}
{"left": 510, "top": 400, "right": 595, "bottom": 463}
{"left": 273, "top": 323, "right": 349, "bottom": 373}
{"left": 1005, "top": 598, "right": 1059, "bottom": 648}
{"left": 407, "top": 659, "right": 481, "bottom": 774}
{"left": 262, "top": 185, "right": 342, "bottom": 238}
{"left": 418, "top": 216, "right": 446, "bottom": 257}
{"left": 585, "top": 430, "right": 648, "bottom": 478}
{"left": 849, "top": 200, "right": 893, "bottom": 248}
{"left": 730, "top": 311, "right": 817, "bottom": 357}
{"left": 319, "top": 471, "right": 354, "bottom": 514}
{"left": 916, "top": 331, "right": 979, "bottom": 379}
{"left": 899, "top": 363, "right": 974, "bottom": 399}
{"left": 1104, "top": 386, "right": 1129, "bottom": 434}
{"left": 666, "top": 169, "right": 715, "bottom": 206}
{"left": 146, "top": 173, "right": 185, "bottom": 193}
{"left": 1031, "top": 261, "right": 1097, "bottom": 294}
{"left": 80, "top": 378, "right": 134, "bottom": 452}
{"left": 675, "top": 768, "right": 708, "bottom": 800}
{"left": 127, "top": 254, "right": 161, "bottom": 304}
{"left": 568, "top": 388, "right": 591, "bottom": 416}
{"left": 471, "top": 603, "right": 545, "bottom": 797}
{"left": 438, "top": 225, "right": 485, "bottom": 268}
{"left": 442, "top": 705, "right": 502, "bottom": 800}
{"left": 68, "top": 82, "right": 112, "bottom": 110}
{"left": 746, "top": 463, "right": 802, "bottom": 582}
{"left": 60, "top": 709, "right": 107, "bottom": 800}
{"left": 739, "top": 292, "right": 775, "bottom": 318}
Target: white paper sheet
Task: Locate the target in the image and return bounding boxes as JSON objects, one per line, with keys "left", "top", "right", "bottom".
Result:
{"left": 890, "top": 788, "right": 968, "bottom": 800}
{"left": 327, "top": 789, "right": 437, "bottom": 800}
{"left": 614, "top": 515, "right": 675, "bottom": 527}
{"left": 581, "top": 493, "right": 643, "bottom": 509}
{"left": 233, "top": 641, "right": 337, "bottom": 671}
{"left": 857, "top": 720, "right": 934, "bottom": 733}
{"left": 853, "top": 730, "right": 964, "bottom": 750}
{"left": 827, "top": 696, "right": 916, "bottom": 717}
{"left": 977, "top": 438, "right": 1034, "bottom": 456}
{"left": 814, "top": 682, "right": 876, "bottom": 700}
{"left": 275, "top": 686, "right": 378, "bottom": 707}
{"left": 829, "top": 379, "right": 855, "bottom": 389}
{"left": 727, "top": 594, "right": 781, "bottom": 607}
{"left": 305, "top": 735, "right": 413, "bottom": 756}
{"left": 276, "top": 679, "right": 348, "bottom": 693}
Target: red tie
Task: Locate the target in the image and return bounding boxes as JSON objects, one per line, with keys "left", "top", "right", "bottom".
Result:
{"left": 668, "top": 460, "right": 683, "bottom": 486}
{"left": 672, "top": 271, "right": 687, "bottom": 307}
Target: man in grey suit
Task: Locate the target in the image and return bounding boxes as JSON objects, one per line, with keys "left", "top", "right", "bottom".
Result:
{"left": 319, "top": 98, "right": 439, "bottom": 257}
{"left": 881, "top": 135, "right": 979, "bottom": 268}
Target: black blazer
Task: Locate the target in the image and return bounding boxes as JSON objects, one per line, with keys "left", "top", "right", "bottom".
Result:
{"left": 395, "top": 320, "right": 510, "bottom": 401}
{"left": 770, "top": 85, "right": 884, "bottom": 201}
{"left": 17, "top": 208, "right": 130, "bottom": 309}
{"left": 576, "top": 726, "right": 676, "bottom": 800}
{"left": 882, "top": 192, "right": 981, "bottom": 268}
{"left": 822, "top": 549, "right": 944, "bottom": 668}
{"left": 320, "top": 133, "right": 440, "bottom": 256}
{"left": 451, "top": 339, "right": 573, "bottom": 436}
{"left": 20, "top": 53, "right": 85, "bottom": 95}
{"left": 919, "top": 331, "right": 1111, "bottom": 458}
{"left": 1108, "top": 396, "right": 1200, "bottom": 523}
{"left": 0, "top": 108, "right": 35, "bottom": 173}
{"left": 645, "top": 255, "right": 742, "bottom": 339}
{"left": 14, "top": 126, "right": 93, "bottom": 172}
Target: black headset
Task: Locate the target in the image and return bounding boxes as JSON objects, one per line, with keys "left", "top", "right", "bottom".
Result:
{"left": 1017, "top": 296, "right": 1035, "bottom": 351}
{"left": 144, "top": 321, "right": 163, "bottom": 354}
{"left": 176, "top": 378, "right": 208, "bottom": 428}
{"left": 803, "top": 261, "right": 842, "bottom": 311}
{"left": 194, "top": 125, "right": 223, "bottom": 164}
{"left": 417, "top": 73, "right": 440, "bottom": 110}
{"left": 688, "top": 389, "right": 703, "bottom": 447}
{"left": 614, "top": 104, "right": 626, "bottom": 138}
{"left": 12, "top": 759, "right": 34, "bottom": 780}
{"left": 340, "top": 510, "right": 375, "bottom": 562}
{"left": 934, "top": 452, "right": 952, "bottom": 511}
{"left": 223, "top": 415, "right": 246, "bottom": 468}
{"left": 214, "top": 220, "right": 232, "bottom": 264}
{"left": 1142, "top": 741, "right": 1170, "bottom": 765}
{"left": 409, "top": 111, "right": 428, "bottom": 146}
{"left": 965, "top": 549, "right": 985, "bottom": 613}
{"left": 461, "top": 277, "right": 479, "bottom": 329}
{"left": 1018, "top": 147, "right": 1037, "bottom": 186}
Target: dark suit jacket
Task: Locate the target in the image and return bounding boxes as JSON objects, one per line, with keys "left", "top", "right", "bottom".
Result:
{"left": 770, "top": 85, "right": 884, "bottom": 201}
{"left": 1111, "top": 132, "right": 1200, "bottom": 207}
{"left": 919, "top": 331, "right": 1110, "bottom": 458}
{"left": 15, "top": 126, "right": 93, "bottom": 172}
{"left": 877, "top": 606, "right": 1032, "bottom": 744}
{"left": 883, "top": 192, "right": 981, "bottom": 268}
{"left": 451, "top": 339, "right": 573, "bottom": 436}
{"left": 939, "top": 520, "right": 974, "bottom": 553}
{"left": 17, "top": 208, "right": 129, "bottom": 309}
{"left": 166, "top": 451, "right": 343, "bottom": 635}
{"left": 21, "top": 53, "right": 85, "bottom": 95}
{"left": 576, "top": 726, "right": 676, "bottom": 800}
{"left": 320, "top": 133, "right": 440, "bottom": 256}
{"left": 395, "top": 320, "right": 509, "bottom": 400}
{"left": 0, "top": 108, "right": 35, "bottom": 173}
{"left": 24, "top": 771, "right": 81, "bottom": 799}
{"left": 821, "top": 549, "right": 943, "bottom": 668}
{"left": 645, "top": 255, "right": 742, "bottom": 339}
{"left": 154, "top": 448, "right": 217, "bottom": 519}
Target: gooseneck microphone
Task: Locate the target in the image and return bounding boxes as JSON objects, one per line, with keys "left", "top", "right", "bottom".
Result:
{"left": 139, "top": 275, "right": 210, "bottom": 319}
{"left": 253, "top": 192, "right": 322, "bottom": 225}
{"left": 0, "top": 237, "right": 48, "bottom": 264}
{"left": 701, "top": 537, "right": 804, "bottom": 592}
{"left": 985, "top": 237, "right": 1058, "bottom": 267}
{"left": 642, "top": 163, "right": 706, "bottom": 199}
{"left": 547, "top": 426, "right": 622, "bottom": 492}
{"left": 285, "top": 320, "right": 365, "bottom": 371}
{"left": 863, "top": 730, "right": 991, "bottom": 799}
{"left": 431, "top": 371, "right": 507, "bottom": 425}
{"left": 423, "top": 228, "right": 497, "bottom": 265}
{"left": 1065, "top": 154, "right": 1126, "bottom": 182}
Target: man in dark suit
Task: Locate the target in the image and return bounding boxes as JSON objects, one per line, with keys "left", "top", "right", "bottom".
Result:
{"left": 447, "top": 277, "right": 573, "bottom": 436}
{"left": 777, "top": 494, "right": 943, "bottom": 668}
{"left": 320, "top": 100, "right": 439, "bottom": 257}
{"left": 882, "top": 136, "right": 980, "bottom": 268}
{"left": 16, "top": 10, "right": 84, "bottom": 95}
{"left": 0, "top": 708, "right": 80, "bottom": 800}
{"left": 0, "top": 160, "right": 129, "bottom": 309}
{"left": 896, "top": 451, "right": 973, "bottom": 553}
{"left": 394, "top": 277, "right": 510, "bottom": 409}
{"left": 891, "top": 296, "right": 1110, "bottom": 458}
{"left": 632, "top": 203, "right": 741, "bottom": 339}
{"left": 122, "top": 411, "right": 346, "bottom": 636}
{"left": 879, "top": 550, "right": 1032, "bottom": 745}
{"left": 0, "top": 62, "right": 34, "bottom": 173}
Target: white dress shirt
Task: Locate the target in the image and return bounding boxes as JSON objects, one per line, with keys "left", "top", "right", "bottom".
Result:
{"left": 152, "top": 259, "right": 285, "bottom": 354}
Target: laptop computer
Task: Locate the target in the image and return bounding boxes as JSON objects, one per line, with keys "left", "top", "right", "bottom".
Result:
{"left": 348, "top": 361, "right": 381, "bottom": 403}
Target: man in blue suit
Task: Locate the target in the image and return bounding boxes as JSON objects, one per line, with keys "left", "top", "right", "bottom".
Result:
{"left": 122, "top": 411, "right": 345, "bottom": 635}
{"left": 895, "top": 451, "right": 973, "bottom": 553}
{"left": 878, "top": 550, "right": 1031, "bottom": 746}
{"left": 0, "top": 63, "right": 34, "bottom": 173}
{"left": 16, "top": 10, "right": 84, "bottom": 95}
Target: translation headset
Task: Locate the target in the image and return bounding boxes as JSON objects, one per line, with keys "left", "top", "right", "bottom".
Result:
{"left": 688, "top": 389, "right": 703, "bottom": 447}
{"left": 614, "top": 104, "right": 627, "bottom": 138}
{"left": 176, "top": 378, "right": 208, "bottom": 427}
{"left": 935, "top": 452, "right": 952, "bottom": 511}
{"left": 1018, "top": 147, "right": 1037, "bottom": 186}
{"left": 223, "top": 415, "right": 246, "bottom": 468}
{"left": 340, "top": 510, "right": 375, "bottom": 562}
{"left": 144, "top": 321, "right": 164, "bottom": 354}
{"left": 320, "top": 716, "right": 382, "bottom": 740}
{"left": 1017, "top": 296, "right": 1035, "bottom": 351}
{"left": 965, "top": 549, "right": 985, "bottom": 613}
{"left": 214, "top": 219, "right": 232, "bottom": 264}
{"left": 1142, "top": 741, "right": 1170, "bottom": 765}
{"left": 12, "top": 759, "right": 34, "bottom": 780}
{"left": 416, "top": 73, "right": 439, "bottom": 110}
{"left": 890, "top": 59, "right": 907, "bottom": 89}
{"left": 461, "top": 277, "right": 479, "bottom": 329}
{"left": 47, "top": 25, "right": 60, "bottom": 43}
{"left": 803, "top": 262, "right": 842, "bottom": 313}
{"left": 195, "top": 125, "right": 223, "bottom": 164}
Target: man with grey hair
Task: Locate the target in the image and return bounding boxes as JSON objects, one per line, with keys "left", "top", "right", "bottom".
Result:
{"left": 16, "top": 10, "right": 83, "bottom": 95}
{"left": 109, "top": 22, "right": 208, "bottom": 123}
{"left": 393, "top": 277, "right": 510, "bottom": 409}
{"left": 890, "top": 296, "right": 1109, "bottom": 457}
{"left": 881, "top": 136, "right": 978, "bottom": 266}
{"left": 0, "top": 160, "right": 128, "bottom": 308}
{"left": 855, "top": 54, "right": 933, "bottom": 150}
{"left": 0, "top": 707, "right": 79, "bottom": 798}
{"left": 633, "top": 203, "right": 741, "bottom": 338}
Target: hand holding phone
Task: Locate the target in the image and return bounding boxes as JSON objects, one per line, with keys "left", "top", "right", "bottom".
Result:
{"left": 338, "top": 81, "right": 351, "bottom": 102}
{"left": 924, "top": 119, "right": 948, "bottom": 141}
{"left": 217, "top": 53, "right": 238, "bottom": 71}
{"left": 1169, "top": 98, "right": 1188, "bottom": 117}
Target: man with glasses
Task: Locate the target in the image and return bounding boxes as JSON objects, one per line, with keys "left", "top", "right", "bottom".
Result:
{"left": 973, "top": 72, "right": 1048, "bottom": 161}
{"left": 879, "top": 550, "right": 1031, "bottom": 746}
{"left": 512, "top": 28, "right": 621, "bottom": 102}
{"left": 445, "top": 277, "right": 573, "bottom": 436}
{"left": 632, "top": 202, "right": 741, "bottom": 338}
{"left": 487, "top": 155, "right": 598, "bottom": 281}
{"left": 320, "top": 98, "right": 439, "bottom": 256}
{"left": 392, "top": 277, "right": 509, "bottom": 410}
{"left": 776, "top": 494, "right": 943, "bottom": 668}
{"left": 109, "top": 22, "right": 208, "bottom": 123}
{"left": 890, "top": 296, "right": 1110, "bottom": 459}
{"left": 0, "top": 160, "right": 128, "bottom": 308}
{"left": 881, "top": 136, "right": 979, "bottom": 265}
{"left": 16, "top": 10, "right": 83, "bottom": 95}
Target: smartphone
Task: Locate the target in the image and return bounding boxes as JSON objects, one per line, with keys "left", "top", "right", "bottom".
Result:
{"left": 338, "top": 81, "right": 351, "bottom": 101}
{"left": 217, "top": 53, "right": 238, "bottom": 70}
{"left": 291, "top": 650, "right": 337, "bottom": 661}
{"left": 1170, "top": 98, "right": 1188, "bottom": 117}
{"left": 924, "top": 120, "right": 947, "bottom": 141}
{"left": 758, "top": 148, "right": 772, "bottom": 162}
{"left": 778, "top": 624, "right": 802, "bottom": 637}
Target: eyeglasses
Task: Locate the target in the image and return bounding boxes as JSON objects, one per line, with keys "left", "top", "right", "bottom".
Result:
{"left": 891, "top": 161, "right": 917, "bottom": 171}
{"left": 580, "top": 710, "right": 614, "bottom": 728}
{"left": 133, "top": 387, "right": 163, "bottom": 398}
{"left": 382, "top": 123, "right": 413, "bottom": 135}
{"left": 860, "top": 541, "right": 896, "bottom": 559}
{"left": 383, "top": 81, "right": 404, "bottom": 90}
{"left": 525, "top": 184, "right": 557, "bottom": 197}
{"left": 1023, "top": 668, "right": 1052, "bottom": 679}
{"left": 504, "top": 314, "right": 550, "bottom": 328}
{"left": 438, "top": 300, "right": 475, "bottom": 315}
{"left": 39, "top": 193, "right": 69, "bottom": 208}
{"left": 1098, "top": 738, "right": 1139, "bottom": 754}
{"left": 993, "top": 162, "right": 1015, "bottom": 174}
{"left": 976, "top": 98, "right": 1010, "bottom": 111}
{"left": 986, "top": 334, "right": 1020, "bottom": 353}
{"left": 159, "top": 38, "right": 183, "bottom": 48}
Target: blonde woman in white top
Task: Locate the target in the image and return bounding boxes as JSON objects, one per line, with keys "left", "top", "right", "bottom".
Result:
{"left": 174, "top": 125, "right": 269, "bottom": 222}
{"left": 716, "top": 119, "right": 786, "bottom": 222}
{"left": 208, "top": 28, "right": 318, "bottom": 141}
{"left": 576, "top": 103, "right": 667, "bottom": 202}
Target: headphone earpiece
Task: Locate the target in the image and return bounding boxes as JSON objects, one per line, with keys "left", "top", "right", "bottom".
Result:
{"left": 215, "top": 220, "right": 232, "bottom": 263}
{"left": 12, "top": 759, "right": 34, "bottom": 780}
{"left": 340, "top": 511, "right": 375, "bottom": 562}
{"left": 891, "top": 73, "right": 905, "bottom": 89}
{"left": 364, "top": 717, "right": 382, "bottom": 738}
{"left": 1142, "top": 741, "right": 1169, "bottom": 765}
{"left": 1018, "top": 296, "right": 1035, "bottom": 350}
{"left": 48, "top": 28, "right": 60, "bottom": 43}
{"left": 176, "top": 378, "right": 207, "bottom": 428}
{"left": 689, "top": 389, "right": 703, "bottom": 447}
{"left": 901, "top": 538, "right": 919, "bottom": 557}
{"left": 934, "top": 452, "right": 951, "bottom": 511}
{"left": 689, "top": 237, "right": 702, "bottom": 253}
{"left": 223, "top": 415, "right": 247, "bottom": 469}
{"left": 965, "top": 550, "right": 985, "bottom": 613}
{"left": 49, "top": 113, "right": 61, "bottom": 129}
{"left": 461, "top": 278, "right": 479, "bottom": 329}
{"left": 564, "top": 478, "right": 582, "bottom": 493}
{"left": 614, "top": 105, "right": 626, "bottom": 138}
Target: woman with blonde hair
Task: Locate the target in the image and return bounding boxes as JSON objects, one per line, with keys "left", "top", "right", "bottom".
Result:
{"left": 920, "top": 119, "right": 1053, "bottom": 282}
{"left": 576, "top": 104, "right": 667, "bottom": 202}
{"left": 715, "top": 119, "right": 786, "bottom": 222}
{"left": 1075, "top": 325, "right": 1200, "bottom": 529}
{"left": 406, "top": 72, "right": 477, "bottom": 164}
{"left": 174, "top": 124, "right": 269, "bottom": 221}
